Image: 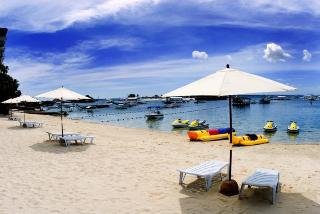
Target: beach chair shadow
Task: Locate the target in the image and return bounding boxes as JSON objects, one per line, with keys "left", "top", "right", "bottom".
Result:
{"left": 179, "top": 173, "right": 227, "bottom": 194}
{"left": 7, "top": 126, "right": 31, "bottom": 130}
{"left": 30, "top": 140, "right": 92, "bottom": 154}
{"left": 179, "top": 191, "right": 320, "bottom": 214}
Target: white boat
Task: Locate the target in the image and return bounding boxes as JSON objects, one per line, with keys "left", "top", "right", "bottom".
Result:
{"left": 145, "top": 106, "right": 164, "bottom": 120}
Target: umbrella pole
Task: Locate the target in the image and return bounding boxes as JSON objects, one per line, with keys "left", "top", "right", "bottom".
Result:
{"left": 219, "top": 95, "right": 239, "bottom": 196}
{"left": 228, "top": 95, "right": 232, "bottom": 180}
{"left": 61, "top": 100, "right": 64, "bottom": 137}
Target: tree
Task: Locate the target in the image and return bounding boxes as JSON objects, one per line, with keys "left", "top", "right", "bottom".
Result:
{"left": 0, "top": 61, "right": 21, "bottom": 114}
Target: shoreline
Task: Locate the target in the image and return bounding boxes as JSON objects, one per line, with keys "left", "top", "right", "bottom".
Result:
{"left": 0, "top": 113, "right": 319, "bottom": 213}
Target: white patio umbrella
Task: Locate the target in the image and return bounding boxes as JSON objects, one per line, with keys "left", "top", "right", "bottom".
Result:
{"left": 2, "top": 95, "right": 40, "bottom": 122}
{"left": 163, "top": 64, "right": 296, "bottom": 195}
{"left": 36, "top": 87, "right": 90, "bottom": 136}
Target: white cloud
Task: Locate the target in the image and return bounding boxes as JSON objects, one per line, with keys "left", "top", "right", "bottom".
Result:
{"left": 263, "top": 43, "right": 291, "bottom": 62}
{"left": 226, "top": 55, "right": 232, "bottom": 61}
{"left": 0, "top": 0, "right": 161, "bottom": 32}
{"left": 1, "top": 0, "right": 320, "bottom": 32}
{"left": 192, "top": 50, "right": 208, "bottom": 60}
{"left": 75, "top": 38, "right": 140, "bottom": 51}
{"left": 302, "top": 49, "right": 312, "bottom": 62}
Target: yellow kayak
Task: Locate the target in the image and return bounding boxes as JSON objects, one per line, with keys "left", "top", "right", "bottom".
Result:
{"left": 232, "top": 134, "right": 269, "bottom": 146}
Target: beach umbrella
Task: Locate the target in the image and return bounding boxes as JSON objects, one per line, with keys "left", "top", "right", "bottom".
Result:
{"left": 163, "top": 64, "right": 296, "bottom": 195}
{"left": 36, "top": 87, "right": 90, "bottom": 136}
{"left": 2, "top": 95, "right": 40, "bottom": 122}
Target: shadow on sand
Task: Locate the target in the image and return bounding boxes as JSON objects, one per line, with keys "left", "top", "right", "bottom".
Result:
{"left": 179, "top": 178, "right": 320, "bottom": 214}
{"left": 30, "top": 140, "right": 92, "bottom": 154}
{"left": 7, "top": 126, "right": 39, "bottom": 130}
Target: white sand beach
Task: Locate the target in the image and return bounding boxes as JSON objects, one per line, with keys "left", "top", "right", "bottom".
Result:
{"left": 0, "top": 113, "right": 319, "bottom": 213}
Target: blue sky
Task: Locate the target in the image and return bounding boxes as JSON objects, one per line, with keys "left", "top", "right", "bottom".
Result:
{"left": 1, "top": 0, "right": 320, "bottom": 97}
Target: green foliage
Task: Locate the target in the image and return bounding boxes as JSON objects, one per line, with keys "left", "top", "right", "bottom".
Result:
{"left": 0, "top": 62, "right": 21, "bottom": 114}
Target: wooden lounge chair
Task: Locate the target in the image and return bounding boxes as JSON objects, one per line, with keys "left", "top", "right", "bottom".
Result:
{"left": 59, "top": 135, "right": 95, "bottom": 147}
{"left": 178, "top": 160, "right": 229, "bottom": 191}
{"left": 239, "top": 168, "right": 280, "bottom": 204}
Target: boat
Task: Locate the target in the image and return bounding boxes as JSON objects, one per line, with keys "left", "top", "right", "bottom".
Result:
{"left": 172, "top": 119, "right": 190, "bottom": 128}
{"left": 162, "top": 97, "right": 185, "bottom": 104}
{"left": 263, "top": 120, "right": 277, "bottom": 132}
{"left": 115, "top": 103, "right": 128, "bottom": 110}
{"left": 259, "top": 96, "right": 271, "bottom": 104}
{"left": 164, "top": 103, "right": 181, "bottom": 108}
{"left": 287, "top": 121, "right": 299, "bottom": 133}
{"left": 126, "top": 94, "right": 141, "bottom": 106}
{"left": 232, "top": 96, "right": 250, "bottom": 106}
{"left": 232, "top": 134, "right": 269, "bottom": 146}
{"left": 145, "top": 106, "right": 164, "bottom": 120}
{"left": 188, "top": 120, "right": 209, "bottom": 130}
{"left": 194, "top": 100, "right": 206, "bottom": 104}
{"left": 188, "top": 128, "right": 235, "bottom": 141}
{"left": 85, "top": 104, "right": 110, "bottom": 109}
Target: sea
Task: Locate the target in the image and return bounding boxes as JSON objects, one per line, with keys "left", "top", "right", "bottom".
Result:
{"left": 67, "top": 97, "right": 320, "bottom": 144}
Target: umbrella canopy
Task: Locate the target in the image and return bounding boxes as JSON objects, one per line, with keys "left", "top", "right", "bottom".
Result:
{"left": 2, "top": 98, "right": 15, "bottom": 104}
{"left": 5, "top": 95, "right": 40, "bottom": 103}
{"left": 36, "top": 87, "right": 89, "bottom": 101}
{"left": 163, "top": 65, "right": 296, "bottom": 196}
{"left": 1, "top": 95, "right": 40, "bottom": 122}
{"left": 164, "top": 67, "right": 295, "bottom": 97}
{"left": 36, "top": 87, "right": 90, "bottom": 137}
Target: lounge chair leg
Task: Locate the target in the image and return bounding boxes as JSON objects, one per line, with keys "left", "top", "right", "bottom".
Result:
{"left": 179, "top": 172, "right": 185, "bottom": 185}
{"left": 272, "top": 187, "right": 276, "bottom": 204}
{"left": 205, "top": 176, "right": 213, "bottom": 191}
{"left": 239, "top": 184, "right": 245, "bottom": 200}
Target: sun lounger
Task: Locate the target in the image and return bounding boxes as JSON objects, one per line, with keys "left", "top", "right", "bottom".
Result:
{"left": 239, "top": 168, "right": 280, "bottom": 204}
{"left": 59, "top": 135, "right": 95, "bottom": 147}
{"left": 8, "top": 116, "right": 20, "bottom": 121}
{"left": 46, "top": 132, "right": 81, "bottom": 141}
{"left": 177, "top": 160, "right": 229, "bottom": 191}
{"left": 19, "top": 121, "right": 43, "bottom": 128}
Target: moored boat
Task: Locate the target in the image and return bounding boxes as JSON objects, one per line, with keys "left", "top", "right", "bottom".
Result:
{"left": 145, "top": 106, "right": 164, "bottom": 120}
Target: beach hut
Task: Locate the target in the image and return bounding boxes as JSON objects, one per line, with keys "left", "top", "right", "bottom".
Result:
{"left": 163, "top": 64, "right": 296, "bottom": 195}
{"left": 2, "top": 95, "right": 40, "bottom": 122}
{"left": 36, "top": 87, "right": 90, "bottom": 136}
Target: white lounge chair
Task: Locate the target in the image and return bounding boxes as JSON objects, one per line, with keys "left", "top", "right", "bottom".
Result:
{"left": 46, "top": 132, "right": 81, "bottom": 141}
{"left": 59, "top": 135, "right": 95, "bottom": 147}
{"left": 8, "top": 116, "right": 20, "bottom": 121}
{"left": 178, "top": 160, "right": 229, "bottom": 191}
{"left": 19, "top": 121, "right": 43, "bottom": 128}
{"left": 239, "top": 168, "right": 280, "bottom": 204}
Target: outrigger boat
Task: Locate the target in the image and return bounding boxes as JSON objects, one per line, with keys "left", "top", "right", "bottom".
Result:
{"left": 145, "top": 106, "right": 164, "bottom": 120}
{"left": 287, "top": 121, "right": 299, "bottom": 133}
{"left": 263, "top": 120, "right": 277, "bottom": 132}
{"left": 188, "top": 120, "right": 209, "bottom": 130}
{"left": 172, "top": 119, "right": 190, "bottom": 128}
